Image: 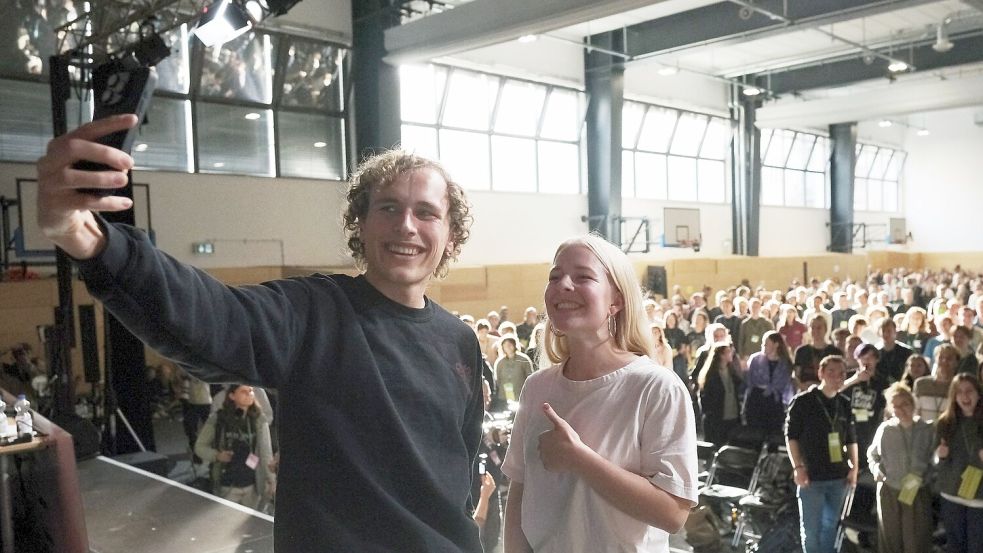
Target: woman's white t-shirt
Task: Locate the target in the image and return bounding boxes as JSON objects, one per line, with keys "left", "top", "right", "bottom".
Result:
{"left": 501, "top": 355, "right": 699, "bottom": 553}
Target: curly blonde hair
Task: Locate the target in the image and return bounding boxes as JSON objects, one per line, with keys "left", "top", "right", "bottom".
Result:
{"left": 343, "top": 150, "right": 472, "bottom": 278}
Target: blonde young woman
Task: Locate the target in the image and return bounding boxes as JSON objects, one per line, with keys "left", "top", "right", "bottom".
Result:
{"left": 502, "top": 235, "right": 698, "bottom": 553}
{"left": 649, "top": 321, "right": 674, "bottom": 370}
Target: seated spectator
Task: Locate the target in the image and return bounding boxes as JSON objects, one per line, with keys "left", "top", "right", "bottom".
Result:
{"left": 195, "top": 385, "right": 275, "bottom": 508}
{"left": 952, "top": 325, "right": 978, "bottom": 375}
{"left": 743, "top": 331, "right": 794, "bottom": 438}
{"left": 848, "top": 314, "right": 869, "bottom": 340}
{"left": 867, "top": 383, "right": 934, "bottom": 553}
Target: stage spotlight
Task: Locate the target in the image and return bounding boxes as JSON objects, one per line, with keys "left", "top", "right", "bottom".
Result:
{"left": 194, "top": 0, "right": 253, "bottom": 47}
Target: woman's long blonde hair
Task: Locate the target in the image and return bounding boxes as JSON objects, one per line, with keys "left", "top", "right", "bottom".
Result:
{"left": 544, "top": 234, "right": 654, "bottom": 364}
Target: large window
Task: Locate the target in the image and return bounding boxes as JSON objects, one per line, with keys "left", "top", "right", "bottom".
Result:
{"left": 622, "top": 101, "right": 730, "bottom": 203}
{"left": 0, "top": 24, "right": 349, "bottom": 181}
{"left": 760, "top": 129, "right": 828, "bottom": 209}
{"left": 399, "top": 64, "right": 584, "bottom": 194}
{"left": 761, "top": 129, "right": 904, "bottom": 213}
{"left": 854, "top": 144, "right": 904, "bottom": 213}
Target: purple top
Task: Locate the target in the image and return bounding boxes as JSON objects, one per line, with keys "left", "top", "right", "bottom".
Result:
{"left": 745, "top": 351, "right": 795, "bottom": 406}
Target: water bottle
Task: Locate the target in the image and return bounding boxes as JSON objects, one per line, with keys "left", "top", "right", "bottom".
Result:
{"left": 0, "top": 397, "right": 7, "bottom": 436}
{"left": 14, "top": 395, "right": 32, "bottom": 439}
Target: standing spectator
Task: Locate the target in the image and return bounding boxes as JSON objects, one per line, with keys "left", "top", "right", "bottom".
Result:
{"left": 195, "top": 385, "right": 275, "bottom": 508}
{"left": 897, "top": 307, "right": 931, "bottom": 354}
{"left": 739, "top": 298, "right": 775, "bottom": 361}
{"left": 473, "top": 380, "right": 504, "bottom": 552}
{"left": 708, "top": 291, "right": 726, "bottom": 322}
{"left": 913, "top": 344, "right": 959, "bottom": 422}
{"left": 486, "top": 311, "right": 502, "bottom": 334}
{"left": 502, "top": 235, "right": 697, "bottom": 553}
{"left": 900, "top": 355, "right": 930, "bottom": 389}
{"left": 515, "top": 307, "right": 538, "bottom": 349}
{"left": 794, "top": 316, "right": 841, "bottom": 390}
{"left": 649, "top": 322, "right": 674, "bottom": 372}
{"left": 877, "top": 319, "right": 913, "bottom": 384}
{"left": 842, "top": 344, "right": 888, "bottom": 470}
{"left": 778, "top": 304, "right": 808, "bottom": 353}
{"left": 934, "top": 374, "right": 983, "bottom": 553}
{"left": 925, "top": 315, "right": 955, "bottom": 363}
{"left": 714, "top": 296, "right": 741, "bottom": 348}
{"left": 960, "top": 306, "right": 983, "bottom": 353}
{"left": 830, "top": 292, "right": 857, "bottom": 333}
{"left": 697, "top": 342, "right": 743, "bottom": 445}
{"left": 867, "top": 383, "right": 934, "bottom": 553}
{"left": 494, "top": 335, "right": 534, "bottom": 404}
{"left": 786, "top": 355, "right": 859, "bottom": 553}
{"left": 743, "top": 331, "right": 795, "bottom": 438}
{"left": 952, "top": 325, "right": 979, "bottom": 375}
{"left": 180, "top": 369, "right": 213, "bottom": 464}
{"left": 803, "top": 294, "right": 833, "bottom": 334}
{"left": 525, "top": 322, "right": 546, "bottom": 370}
{"left": 663, "top": 311, "right": 686, "bottom": 351}
{"left": 687, "top": 311, "right": 710, "bottom": 352}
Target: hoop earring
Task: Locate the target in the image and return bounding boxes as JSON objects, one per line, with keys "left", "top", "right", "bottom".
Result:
{"left": 549, "top": 322, "right": 565, "bottom": 337}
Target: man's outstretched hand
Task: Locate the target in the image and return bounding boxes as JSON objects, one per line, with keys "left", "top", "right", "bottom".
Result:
{"left": 36, "top": 114, "right": 137, "bottom": 259}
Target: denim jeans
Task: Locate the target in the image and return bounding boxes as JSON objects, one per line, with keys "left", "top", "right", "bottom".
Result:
{"left": 797, "top": 478, "right": 848, "bottom": 553}
{"left": 940, "top": 497, "right": 983, "bottom": 553}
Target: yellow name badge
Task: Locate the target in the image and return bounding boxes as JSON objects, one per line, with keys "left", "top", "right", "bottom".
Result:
{"left": 828, "top": 432, "right": 843, "bottom": 463}
{"left": 751, "top": 335, "right": 760, "bottom": 343}
{"left": 898, "top": 473, "right": 922, "bottom": 506}
{"left": 959, "top": 466, "right": 983, "bottom": 500}
{"left": 853, "top": 408, "right": 870, "bottom": 423}
{"left": 504, "top": 383, "right": 515, "bottom": 402}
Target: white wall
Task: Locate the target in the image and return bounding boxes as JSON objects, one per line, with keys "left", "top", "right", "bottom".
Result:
{"left": 0, "top": 161, "right": 351, "bottom": 268}
{"left": 903, "top": 105, "right": 983, "bottom": 252}
{"left": 621, "top": 198, "right": 732, "bottom": 256}
{"left": 758, "top": 206, "right": 828, "bottom": 256}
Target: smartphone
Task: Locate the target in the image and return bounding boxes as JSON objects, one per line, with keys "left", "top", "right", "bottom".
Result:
{"left": 74, "top": 60, "right": 157, "bottom": 196}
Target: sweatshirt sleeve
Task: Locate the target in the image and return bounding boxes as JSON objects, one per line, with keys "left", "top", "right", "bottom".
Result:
{"left": 76, "top": 219, "right": 315, "bottom": 388}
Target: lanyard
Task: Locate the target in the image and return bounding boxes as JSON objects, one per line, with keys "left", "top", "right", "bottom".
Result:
{"left": 814, "top": 391, "right": 840, "bottom": 431}
{"left": 899, "top": 424, "right": 913, "bottom": 475}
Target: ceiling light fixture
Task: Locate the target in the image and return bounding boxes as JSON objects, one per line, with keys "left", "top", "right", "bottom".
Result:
{"left": 134, "top": 143, "right": 149, "bottom": 152}
{"left": 742, "top": 86, "right": 762, "bottom": 96}
{"left": 517, "top": 35, "right": 538, "bottom": 44}
{"left": 657, "top": 66, "right": 679, "bottom": 76}
{"left": 917, "top": 128, "right": 930, "bottom": 136}
{"left": 878, "top": 119, "right": 893, "bottom": 128}
{"left": 313, "top": 141, "right": 327, "bottom": 148}
{"left": 244, "top": 112, "right": 261, "bottom": 120}
{"left": 887, "top": 60, "right": 909, "bottom": 73}
{"left": 932, "top": 23, "right": 954, "bottom": 53}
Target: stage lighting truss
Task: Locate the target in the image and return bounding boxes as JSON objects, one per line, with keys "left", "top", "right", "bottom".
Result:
{"left": 53, "top": 0, "right": 295, "bottom": 65}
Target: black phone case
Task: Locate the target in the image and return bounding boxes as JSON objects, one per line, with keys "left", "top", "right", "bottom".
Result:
{"left": 75, "top": 63, "right": 157, "bottom": 197}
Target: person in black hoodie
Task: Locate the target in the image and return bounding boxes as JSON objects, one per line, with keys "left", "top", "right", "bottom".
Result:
{"left": 35, "top": 117, "right": 484, "bottom": 553}
{"left": 697, "top": 342, "right": 743, "bottom": 445}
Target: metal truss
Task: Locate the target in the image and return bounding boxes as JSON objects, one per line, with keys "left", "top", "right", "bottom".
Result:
{"left": 53, "top": 0, "right": 212, "bottom": 63}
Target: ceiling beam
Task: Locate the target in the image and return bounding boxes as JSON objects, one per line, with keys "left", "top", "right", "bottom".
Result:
{"left": 757, "top": 33, "right": 983, "bottom": 95}
{"left": 383, "top": 0, "right": 668, "bottom": 65}
{"left": 610, "top": 0, "right": 936, "bottom": 59}
{"left": 756, "top": 72, "right": 983, "bottom": 128}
